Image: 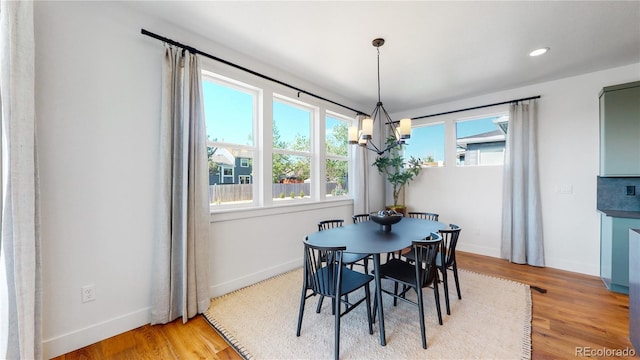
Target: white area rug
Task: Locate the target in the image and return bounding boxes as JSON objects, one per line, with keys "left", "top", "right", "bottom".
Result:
{"left": 204, "top": 267, "right": 531, "bottom": 359}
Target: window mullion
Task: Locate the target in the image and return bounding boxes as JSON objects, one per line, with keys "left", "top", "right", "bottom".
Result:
{"left": 315, "top": 107, "right": 325, "bottom": 200}
{"left": 261, "top": 91, "right": 273, "bottom": 206}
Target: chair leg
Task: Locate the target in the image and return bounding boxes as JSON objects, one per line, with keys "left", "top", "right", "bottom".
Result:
{"left": 415, "top": 286, "right": 427, "bottom": 349}
{"left": 433, "top": 276, "right": 443, "bottom": 326}
{"left": 372, "top": 293, "right": 378, "bottom": 324}
{"left": 297, "top": 288, "right": 308, "bottom": 336}
{"left": 334, "top": 294, "right": 341, "bottom": 360}
{"left": 440, "top": 265, "right": 451, "bottom": 315}
{"left": 393, "top": 282, "right": 399, "bottom": 306}
{"left": 452, "top": 263, "right": 462, "bottom": 300}
{"left": 364, "top": 282, "right": 374, "bottom": 335}
{"left": 316, "top": 295, "right": 324, "bottom": 313}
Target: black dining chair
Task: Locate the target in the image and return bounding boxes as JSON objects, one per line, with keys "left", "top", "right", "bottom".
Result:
{"left": 296, "top": 237, "right": 374, "bottom": 360}
{"left": 385, "top": 212, "right": 438, "bottom": 261}
{"left": 352, "top": 213, "right": 370, "bottom": 224}
{"left": 402, "top": 224, "right": 462, "bottom": 316}
{"left": 373, "top": 233, "right": 443, "bottom": 350}
{"left": 315, "top": 219, "right": 372, "bottom": 313}
{"left": 317, "top": 220, "right": 371, "bottom": 274}
{"left": 438, "top": 224, "right": 462, "bottom": 311}
{"left": 318, "top": 219, "right": 345, "bottom": 231}
{"left": 407, "top": 212, "right": 439, "bottom": 221}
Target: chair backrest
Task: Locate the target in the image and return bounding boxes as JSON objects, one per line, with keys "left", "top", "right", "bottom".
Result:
{"left": 412, "top": 232, "right": 442, "bottom": 288}
{"left": 408, "top": 212, "right": 439, "bottom": 221}
{"left": 352, "top": 214, "right": 370, "bottom": 224}
{"left": 439, "top": 224, "right": 461, "bottom": 268}
{"left": 318, "top": 219, "right": 344, "bottom": 231}
{"left": 302, "top": 237, "right": 346, "bottom": 297}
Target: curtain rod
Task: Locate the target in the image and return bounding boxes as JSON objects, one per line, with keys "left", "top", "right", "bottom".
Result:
{"left": 411, "top": 95, "right": 541, "bottom": 120}
{"left": 140, "top": 29, "right": 366, "bottom": 115}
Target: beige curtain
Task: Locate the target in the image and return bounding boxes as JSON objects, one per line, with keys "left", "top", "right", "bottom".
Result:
{"left": 352, "top": 114, "right": 369, "bottom": 215}
{"left": 501, "top": 100, "right": 545, "bottom": 266}
{"left": 151, "top": 45, "right": 210, "bottom": 324}
{"left": 0, "top": 1, "right": 42, "bottom": 358}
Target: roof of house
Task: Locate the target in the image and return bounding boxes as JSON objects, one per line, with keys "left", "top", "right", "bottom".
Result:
{"left": 457, "top": 130, "right": 506, "bottom": 149}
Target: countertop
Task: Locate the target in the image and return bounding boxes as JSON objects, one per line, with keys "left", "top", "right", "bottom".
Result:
{"left": 598, "top": 209, "right": 640, "bottom": 219}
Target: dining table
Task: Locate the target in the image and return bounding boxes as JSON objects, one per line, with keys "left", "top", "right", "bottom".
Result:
{"left": 305, "top": 216, "right": 447, "bottom": 346}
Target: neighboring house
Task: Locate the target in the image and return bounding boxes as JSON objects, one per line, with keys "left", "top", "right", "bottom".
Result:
{"left": 209, "top": 147, "right": 252, "bottom": 185}
{"left": 457, "top": 118, "right": 508, "bottom": 166}
{"left": 457, "top": 129, "right": 506, "bottom": 166}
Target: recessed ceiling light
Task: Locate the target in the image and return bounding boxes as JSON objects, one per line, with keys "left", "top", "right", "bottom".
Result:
{"left": 529, "top": 47, "right": 549, "bottom": 57}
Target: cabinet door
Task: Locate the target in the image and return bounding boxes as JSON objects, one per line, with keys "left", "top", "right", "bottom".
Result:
{"left": 600, "top": 83, "right": 640, "bottom": 176}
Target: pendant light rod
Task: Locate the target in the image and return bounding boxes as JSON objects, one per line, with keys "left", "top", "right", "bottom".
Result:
{"left": 374, "top": 38, "right": 384, "bottom": 104}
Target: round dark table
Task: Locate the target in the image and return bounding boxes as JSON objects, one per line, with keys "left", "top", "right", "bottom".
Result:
{"left": 306, "top": 217, "right": 447, "bottom": 346}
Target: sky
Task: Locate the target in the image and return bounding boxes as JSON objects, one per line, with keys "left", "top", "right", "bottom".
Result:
{"left": 203, "top": 79, "right": 504, "bottom": 162}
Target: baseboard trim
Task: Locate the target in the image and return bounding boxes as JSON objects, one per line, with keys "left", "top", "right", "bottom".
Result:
{"left": 209, "top": 258, "right": 302, "bottom": 297}
{"left": 43, "top": 307, "right": 150, "bottom": 359}
{"left": 458, "top": 243, "right": 500, "bottom": 258}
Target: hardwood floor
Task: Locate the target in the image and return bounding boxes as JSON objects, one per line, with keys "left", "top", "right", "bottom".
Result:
{"left": 53, "top": 251, "right": 635, "bottom": 359}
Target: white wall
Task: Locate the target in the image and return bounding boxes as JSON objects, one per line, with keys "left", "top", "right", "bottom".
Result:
{"left": 394, "top": 62, "right": 640, "bottom": 275}
{"left": 33, "top": 1, "right": 640, "bottom": 358}
{"left": 34, "top": 2, "right": 364, "bottom": 358}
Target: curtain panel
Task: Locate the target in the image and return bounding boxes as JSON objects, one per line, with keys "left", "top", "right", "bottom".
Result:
{"left": 0, "top": 1, "right": 42, "bottom": 359}
{"left": 501, "top": 100, "right": 545, "bottom": 266}
{"left": 352, "top": 114, "right": 370, "bottom": 215}
{"left": 151, "top": 46, "right": 210, "bottom": 324}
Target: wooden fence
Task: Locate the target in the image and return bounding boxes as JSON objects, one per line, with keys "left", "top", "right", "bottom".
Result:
{"left": 209, "top": 183, "right": 344, "bottom": 203}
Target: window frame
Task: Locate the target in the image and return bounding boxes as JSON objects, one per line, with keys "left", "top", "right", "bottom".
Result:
{"left": 200, "top": 66, "right": 356, "bottom": 213}
{"left": 410, "top": 108, "right": 508, "bottom": 168}
{"left": 202, "top": 71, "right": 260, "bottom": 209}
{"left": 324, "top": 111, "right": 351, "bottom": 198}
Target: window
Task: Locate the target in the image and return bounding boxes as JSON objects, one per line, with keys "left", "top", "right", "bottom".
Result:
{"left": 201, "top": 69, "right": 354, "bottom": 210}
{"left": 326, "top": 114, "right": 349, "bottom": 196}
{"left": 221, "top": 167, "right": 234, "bottom": 183}
{"left": 404, "top": 123, "right": 445, "bottom": 167}
{"left": 272, "top": 98, "right": 313, "bottom": 201}
{"left": 202, "top": 73, "right": 257, "bottom": 206}
{"left": 456, "top": 115, "right": 508, "bottom": 166}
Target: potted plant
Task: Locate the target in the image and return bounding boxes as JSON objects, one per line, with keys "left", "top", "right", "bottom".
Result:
{"left": 372, "top": 136, "right": 423, "bottom": 215}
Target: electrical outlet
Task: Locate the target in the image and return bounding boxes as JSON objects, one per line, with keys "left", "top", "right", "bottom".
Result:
{"left": 81, "top": 284, "right": 96, "bottom": 303}
{"left": 559, "top": 184, "right": 573, "bottom": 194}
{"left": 627, "top": 185, "right": 636, "bottom": 196}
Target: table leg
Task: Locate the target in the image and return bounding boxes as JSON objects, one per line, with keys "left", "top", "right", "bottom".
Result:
{"left": 373, "top": 253, "right": 386, "bottom": 346}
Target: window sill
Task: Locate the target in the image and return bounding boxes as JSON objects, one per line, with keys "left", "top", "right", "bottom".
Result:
{"left": 209, "top": 198, "right": 353, "bottom": 223}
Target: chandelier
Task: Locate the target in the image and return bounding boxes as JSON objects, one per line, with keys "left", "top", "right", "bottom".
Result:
{"left": 348, "top": 38, "right": 411, "bottom": 155}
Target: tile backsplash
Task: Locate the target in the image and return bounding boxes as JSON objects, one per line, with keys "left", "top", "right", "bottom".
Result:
{"left": 597, "top": 176, "right": 640, "bottom": 211}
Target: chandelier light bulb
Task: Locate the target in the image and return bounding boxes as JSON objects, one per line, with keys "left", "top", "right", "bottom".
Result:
{"left": 362, "top": 118, "right": 373, "bottom": 139}
{"left": 399, "top": 118, "right": 411, "bottom": 139}
{"left": 348, "top": 126, "right": 358, "bottom": 144}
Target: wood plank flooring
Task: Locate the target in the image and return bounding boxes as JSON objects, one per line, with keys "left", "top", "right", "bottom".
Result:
{"left": 53, "top": 251, "right": 635, "bottom": 359}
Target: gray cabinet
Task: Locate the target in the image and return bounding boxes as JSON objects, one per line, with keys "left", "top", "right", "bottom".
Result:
{"left": 601, "top": 214, "right": 640, "bottom": 294}
{"left": 599, "top": 81, "right": 640, "bottom": 176}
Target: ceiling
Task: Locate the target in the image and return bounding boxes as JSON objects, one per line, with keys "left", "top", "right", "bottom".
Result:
{"left": 128, "top": 1, "right": 640, "bottom": 114}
